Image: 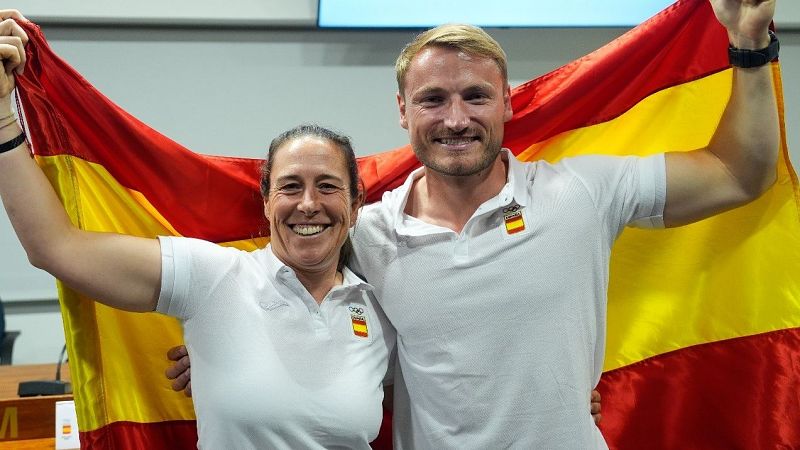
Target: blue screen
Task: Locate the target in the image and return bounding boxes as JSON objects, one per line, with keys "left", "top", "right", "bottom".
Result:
{"left": 318, "top": 0, "right": 676, "bottom": 28}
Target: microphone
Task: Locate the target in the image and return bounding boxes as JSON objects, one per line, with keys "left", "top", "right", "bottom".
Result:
{"left": 55, "top": 344, "right": 67, "bottom": 382}
{"left": 18, "top": 344, "right": 72, "bottom": 397}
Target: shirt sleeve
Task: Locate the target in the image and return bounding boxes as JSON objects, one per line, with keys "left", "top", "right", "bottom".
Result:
{"left": 627, "top": 153, "right": 666, "bottom": 229}
{"left": 156, "top": 236, "right": 184, "bottom": 318}
{"left": 156, "top": 236, "right": 240, "bottom": 321}
{"left": 560, "top": 153, "right": 666, "bottom": 236}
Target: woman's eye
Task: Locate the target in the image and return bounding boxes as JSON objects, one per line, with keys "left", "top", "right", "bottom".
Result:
{"left": 279, "top": 183, "right": 301, "bottom": 193}
{"left": 319, "top": 183, "right": 342, "bottom": 193}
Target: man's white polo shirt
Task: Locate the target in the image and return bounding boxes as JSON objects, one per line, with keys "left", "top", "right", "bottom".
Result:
{"left": 351, "top": 149, "right": 665, "bottom": 449}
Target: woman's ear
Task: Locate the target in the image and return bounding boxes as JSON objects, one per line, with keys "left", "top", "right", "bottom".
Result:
{"left": 350, "top": 183, "right": 365, "bottom": 226}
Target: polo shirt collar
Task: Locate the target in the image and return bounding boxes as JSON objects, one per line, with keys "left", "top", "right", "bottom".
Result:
{"left": 504, "top": 148, "right": 531, "bottom": 208}
{"left": 388, "top": 148, "right": 532, "bottom": 232}
{"left": 261, "top": 244, "right": 373, "bottom": 294}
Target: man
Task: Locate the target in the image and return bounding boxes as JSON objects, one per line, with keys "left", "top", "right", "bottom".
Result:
{"left": 169, "top": 0, "right": 779, "bottom": 447}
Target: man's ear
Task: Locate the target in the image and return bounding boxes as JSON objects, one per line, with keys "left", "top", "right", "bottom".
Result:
{"left": 397, "top": 92, "right": 409, "bottom": 130}
{"left": 503, "top": 84, "right": 513, "bottom": 123}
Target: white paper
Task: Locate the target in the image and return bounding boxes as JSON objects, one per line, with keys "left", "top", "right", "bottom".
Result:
{"left": 55, "top": 400, "right": 80, "bottom": 450}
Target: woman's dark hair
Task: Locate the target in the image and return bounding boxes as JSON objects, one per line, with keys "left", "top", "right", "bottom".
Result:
{"left": 260, "top": 124, "right": 362, "bottom": 270}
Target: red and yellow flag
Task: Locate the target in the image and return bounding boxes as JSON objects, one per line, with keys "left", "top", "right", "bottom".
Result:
{"left": 14, "top": 0, "right": 800, "bottom": 448}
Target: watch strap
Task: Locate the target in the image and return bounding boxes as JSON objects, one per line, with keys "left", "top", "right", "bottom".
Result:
{"left": 728, "top": 30, "right": 779, "bottom": 68}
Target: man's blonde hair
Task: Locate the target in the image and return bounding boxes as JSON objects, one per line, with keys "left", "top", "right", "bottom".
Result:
{"left": 395, "top": 23, "right": 508, "bottom": 96}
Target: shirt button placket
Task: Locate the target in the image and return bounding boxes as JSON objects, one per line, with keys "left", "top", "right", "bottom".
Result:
{"left": 453, "top": 233, "right": 469, "bottom": 261}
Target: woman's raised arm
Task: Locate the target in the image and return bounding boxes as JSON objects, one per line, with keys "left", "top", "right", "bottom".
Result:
{"left": 0, "top": 11, "right": 162, "bottom": 312}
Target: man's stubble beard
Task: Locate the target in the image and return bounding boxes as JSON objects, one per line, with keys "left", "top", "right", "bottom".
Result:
{"left": 412, "top": 138, "right": 502, "bottom": 177}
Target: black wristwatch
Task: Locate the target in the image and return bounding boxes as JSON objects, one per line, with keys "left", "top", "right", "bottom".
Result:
{"left": 728, "top": 30, "right": 779, "bottom": 68}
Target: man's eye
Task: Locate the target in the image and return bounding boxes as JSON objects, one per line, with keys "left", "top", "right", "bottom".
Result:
{"left": 467, "top": 93, "right": 489, "bottom": 102}
{"left": 420, "top": 96, "right": 443, "bottom": 105}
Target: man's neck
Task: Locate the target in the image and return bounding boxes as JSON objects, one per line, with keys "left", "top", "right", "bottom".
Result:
{"left": 404, "top": 155, "right": 508, "bottom": 234}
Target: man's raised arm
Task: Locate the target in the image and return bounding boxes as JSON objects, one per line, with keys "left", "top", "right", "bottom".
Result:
{"left": 663, "top": 0, "right": 779, "bottom": 227}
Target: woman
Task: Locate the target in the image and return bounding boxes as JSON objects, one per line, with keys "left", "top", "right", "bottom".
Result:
{"left": 155, "top": 125, "right": 395, "bottom": 448}
{"left": 0, "top": 15, "right": 393, "bottom": 448}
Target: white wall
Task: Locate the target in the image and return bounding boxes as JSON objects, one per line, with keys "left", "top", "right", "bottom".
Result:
{"left": 1, "top": 15, "right": 798, "bottom": 364}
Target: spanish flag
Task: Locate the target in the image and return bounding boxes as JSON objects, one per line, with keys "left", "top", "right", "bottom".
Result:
{"left": 14, "top": 0, "right": 799, "bottom": 448}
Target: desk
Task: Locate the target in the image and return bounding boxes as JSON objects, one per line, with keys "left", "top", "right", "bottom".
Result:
{"left": 0, "top": 364, "right": 72, "bottom": 448}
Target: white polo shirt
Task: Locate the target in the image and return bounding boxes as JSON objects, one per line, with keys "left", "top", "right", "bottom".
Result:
{"left": 350, "top": 150, "right": 666, "bottom": 449}
{"left": 157, "top": 237, "right": 395, "bottom": 450}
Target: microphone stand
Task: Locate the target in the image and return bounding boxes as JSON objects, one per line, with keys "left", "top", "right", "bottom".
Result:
{"left": 18, "top": 344, "right": 72, "bottom": 397}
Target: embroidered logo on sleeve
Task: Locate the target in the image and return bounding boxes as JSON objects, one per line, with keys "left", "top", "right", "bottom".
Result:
{"left": 349, "top": 305, "right": 369, "bottom": 338}
{"left": 503, "top": 204, "right": 526, "bottom": 235}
